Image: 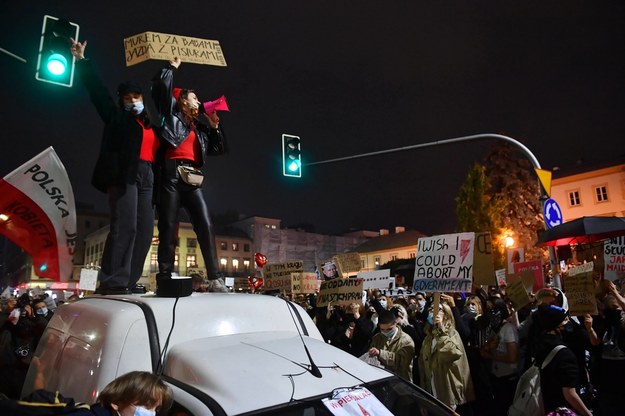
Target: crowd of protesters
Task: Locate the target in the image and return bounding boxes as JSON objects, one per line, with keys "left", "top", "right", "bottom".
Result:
{"left": 309, "top": 274, "right": 625, "bottom": 416}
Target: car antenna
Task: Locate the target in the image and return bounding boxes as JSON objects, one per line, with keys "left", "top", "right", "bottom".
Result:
{"left": 283, "top": 297, "right": 322, "bottom": 378}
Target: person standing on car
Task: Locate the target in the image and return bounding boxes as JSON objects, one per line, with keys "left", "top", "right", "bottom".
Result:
{"left": 70, "top": 39, "right": 160, "bottom": 295}
{"left": 151, "top": 57, "right": 228, "bottom": 293}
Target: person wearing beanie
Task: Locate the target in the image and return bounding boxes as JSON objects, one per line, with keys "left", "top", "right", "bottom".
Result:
{"left": 70, "top": 38, "right": 161, "bottom": 295}
{"left": 151, "top": 57, "right": 229, "bottom": 293}
{"left": 534, "top": 304, "right": 592, "bottom": 416}
{"left": 367, "top": 308, "right": 415, "bottom": 382}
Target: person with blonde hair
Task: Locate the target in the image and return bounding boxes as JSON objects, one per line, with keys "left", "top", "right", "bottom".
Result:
{"left": 418, "top": 302, "right": 474, "bottom": 412}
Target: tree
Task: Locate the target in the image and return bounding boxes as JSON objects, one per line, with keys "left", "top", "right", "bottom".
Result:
{"left": 482, "top": 142, "right": 545, "bottom": 263}
{"left": 455, "top": 163, "right": 506, "bottom": 269}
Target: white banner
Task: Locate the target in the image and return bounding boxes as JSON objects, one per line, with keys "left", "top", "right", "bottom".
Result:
{"left": 604, "top": 237, "right": 625, "bottom": 281}
{"left": 0, "top": 147, "right": 76, "bottom": 280}
{"left": 322, "top": 387, "right": 393, "bottom": 416}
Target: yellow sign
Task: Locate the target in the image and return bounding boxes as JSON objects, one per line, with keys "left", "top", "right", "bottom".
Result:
{"left": 535, "top": 168, "right": 552, "bottom": 197}
{"left": 124, "top": 31, "right": 227, "bottom": 67}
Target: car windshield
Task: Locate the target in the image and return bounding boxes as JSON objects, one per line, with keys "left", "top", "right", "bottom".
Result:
{"left": 240, "top": 377, "right": 454, "bottom": 416}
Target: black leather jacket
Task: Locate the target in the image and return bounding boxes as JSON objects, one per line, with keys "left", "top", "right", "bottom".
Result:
{"left": 151, "top": 65, "right": 226, "bottom": 166}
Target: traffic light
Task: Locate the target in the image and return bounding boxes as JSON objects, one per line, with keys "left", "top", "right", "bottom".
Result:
{"left": 35, "top": 15, "right": 79, "bottom": 87}
{"left": 282, "top": 134, "right": 301, "bottom": 177}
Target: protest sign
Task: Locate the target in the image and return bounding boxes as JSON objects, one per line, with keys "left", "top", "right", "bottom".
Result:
{"left": 567, "top": 262, "right": 598, "bottom": 316}
{"left": 316, "top": 278, "right": 363, "bottom": 307}
{"left": 514, "top": 260, "right": 544, "bottom": 293}
{"left": 79, "top": 268, "right": 98, "bottom": 291}
{"left": 319, "top": 260, "right": 340, "bottom": 279}
{"left": 357, "top": 269, "right": 391, "bottom": 290}
{"left": 507, "top": 276, "right": 532, "bottom": 310}
{"left": 262, "top": 260, "right": 304, "bottom": 293}
{"left": 495, "top": 268, "right": 507, "bottom": 287}
{"left": 124, "top": 31, "right": 227, "bottom": 67}
{"left": 604, "top": 237, "right": 625, "bottom": 281}
{"left": 292, "top": 272, "right": 320, "bottom": 294}
{"left": 412, "top": 232, "right": 475, "bottom": 293}
{"left": 506, "top": 247, "right": 524, "bottom": 274}
{"left": 322, "top": 387, "right": 393, "bottom": 416}
{"left": 473, "top": 232, "right": 496, "bottom": 286}
{"left": 334, "top": 252, "right": 361, "bottom": 277}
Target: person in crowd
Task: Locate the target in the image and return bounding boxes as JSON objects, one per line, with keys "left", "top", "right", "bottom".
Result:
{"left": 481, "top": 296, "right": 518, "bottom": 415}
{"left": 391, "top": 303, "right": 423, "bottom": 384}
{"left": 332, "top": 302, "right": 374, "bottom": 358}
{"left": 460, "top": 294, "right": 493, "bottom": 415}
{"left": 31, "top": 298, "right": 54, "bottom": 350}
{"left": 90, "top": 371, "right": 172, "bottom": 415}
{"left": 151, "top": 57, "right": 228, "bottom": 293}
{"left": 534, "top": 304, "right": 593, "bottom": 416}
{"left": 368, "top": 309, "right": 415, "bottom": 382}
{"left": 70, "top": 39, "right": 159, "bottom": 295}
{"left": 418, "top": 302, "right": 474, "bottom": 413}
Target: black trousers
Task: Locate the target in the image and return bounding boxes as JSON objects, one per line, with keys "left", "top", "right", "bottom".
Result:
{"left": 99, "top": 161, "right": 154, "bottom": 289}
{"left": 157, "top": 159, "right": 219, "bottom": 278}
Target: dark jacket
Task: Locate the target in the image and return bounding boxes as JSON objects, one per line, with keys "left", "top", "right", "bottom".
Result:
{"left": 150, "top": 65, "right": 227, "bottom": 166}
{"left": 75, "top": 59, "right": 159, "bottom": 193}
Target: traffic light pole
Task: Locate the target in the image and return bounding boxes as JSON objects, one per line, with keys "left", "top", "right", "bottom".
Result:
{"left": 306, "top": 132, "right": 559, "bottom": 288}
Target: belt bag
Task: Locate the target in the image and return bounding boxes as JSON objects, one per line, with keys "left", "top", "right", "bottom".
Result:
{"left": 177, "top": 165, "right": 204, "bottom": 187}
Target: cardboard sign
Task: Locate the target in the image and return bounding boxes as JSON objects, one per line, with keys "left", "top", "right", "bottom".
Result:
{"left": 292, "top": 272, "right": 320, "bottom": 294}
{"left": 124, "top": 31, "right": 227, "bottom": 67}
{"left": 317, "top": 278, "right": 363, "bottom": 307}
{"left": 506, "top": 276, "right": 531, "bottom": 310}
{"left": 319, "top": 260, "right": 340, "bottom": 280}
{"left": 507, "top": 247, "right": 524, "bottom": 274}
{"left": 473, "top": 232, "right": 496, "bottom": 286}
{"left": 357, "top": 269, "right": 391, "bottom": 290}
{"left": 604, "top": 237, "right": 625, "bottom": 281}
{"left": 262, "top": 261, "right": 304, "bottom": 293}
{"left": 514, "top": 260, "right": 544, "bottom": 293}
{"left": 495, "top": 268, "right": 507, "bottom": 287}
{"left": 413, "top": 232, "right": 475, "bottom": 293}
{"left": 79, "top": 268, "right": 98, "bottom": 291}
{"left": 334, "top": 252, "right": 361, "bottom": 277}
{"left": 567, "top": 262, "right": 598, "bottom": 316}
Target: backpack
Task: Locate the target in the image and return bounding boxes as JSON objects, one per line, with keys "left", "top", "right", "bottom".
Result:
{"left": 508, "top": 345, "right": 566, "bottom": 416}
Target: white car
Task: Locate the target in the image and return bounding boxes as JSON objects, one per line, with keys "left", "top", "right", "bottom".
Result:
{"left": 22, "top": 293, "right": 455, "bottom": 415}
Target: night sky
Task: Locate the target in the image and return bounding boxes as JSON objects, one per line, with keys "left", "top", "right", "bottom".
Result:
{"left": 1, "top": 1, "right": 624, "bottom": 236}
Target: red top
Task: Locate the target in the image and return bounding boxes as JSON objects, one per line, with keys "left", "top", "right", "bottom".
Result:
{"left": 165, "top": 129, "right": 200, "bottom": 164}
{"left": 137, "top": 119, "right": 159, "bottom": 163}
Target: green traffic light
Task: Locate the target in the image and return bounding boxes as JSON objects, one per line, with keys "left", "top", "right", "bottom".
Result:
{"left": 46, "top": 53, "right": 68, "bottom": 75}
{"left": 288, "top": 160, "right": 300, "bottom": 172}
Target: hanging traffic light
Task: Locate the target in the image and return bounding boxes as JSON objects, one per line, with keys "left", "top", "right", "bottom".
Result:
{"left": 282, "top": 134, "right": 301, "bottom": 177}
{"left": 35, "top": 15, "right": 79, "bottom": 87}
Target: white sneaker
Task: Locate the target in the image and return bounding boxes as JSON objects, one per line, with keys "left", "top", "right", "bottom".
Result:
{"left": 206, "top": 278, "right": 229, "bottom": 293}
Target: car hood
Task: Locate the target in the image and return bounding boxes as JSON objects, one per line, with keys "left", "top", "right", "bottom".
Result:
{"left": 163, "top": 331, "right": 391, "bottom": 415}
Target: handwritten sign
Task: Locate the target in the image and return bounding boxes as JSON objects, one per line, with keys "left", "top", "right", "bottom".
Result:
{"left": 412, "top": 232, "right": 475, "bottom": 293}
{"left": 496, "top": 268, "right": 507, "bottom": 287}
{"left": 567, "top": 262, "right": 598, "bottom": 316}
{"left": 357, "top": 269, "right": 391, "bottom": 290}
{"left": 292, "top": 272, "right": 320, "bottom": 294}
{"left": 262, "top": 261, "right": 303, "bottom": 293}
{"left": 604, "top": 237, "right": 625, "bottom": 281}
{"left": 317, "top": 278, "right": 364, "bottom": 307}
{"left": 79, "top": 268, "right": 98, "bottom": 291}
{"left": 124, "top": 31, "right": 227, "bottom": 67}
{"left": 514, "top": 260, "right": 544, "bottom": 293}
{"left": 473, "top": 232, "right": 496, "bottom": 286}
{"left": 334, "top": 252, "right": 361, "bottom": 277}
{"left": 322, "top": 387, "right": 393, "bottom": 416}
{"left": 507, "top": 276, "right": 531, "bottom": 310}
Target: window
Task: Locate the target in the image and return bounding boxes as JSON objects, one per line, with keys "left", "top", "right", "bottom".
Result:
{"left": 232, "top": 242, "right": 239, "bottom": 251}
{"left": 244, "top": 259, "right": 250, "bottom": 272}
{"left": 187, "top": 238, "right": 197, "bottom": 248}
{"left": 568, "top": 190, "right": 581, "bottom": 207}
{"left": 391, "top": 254, "right": 398, "bottom": 261}
{"left": 232, "top": 259, "right": 239, "bottom": 271}
{"left": 220, "top": 258, "right": 228, "bottom": 271}
{"left": 186, "top": 254, "right": 197, "bottom": 268}
{"left": 410, "top": 252, "right": 416, "bottom": 259}
{"left": 595, "top": 185, "right": 609, "bottom": 202}
{"left": 374, "top": 256, "right": 381, "bottom": 267}
{"left": 220, "top": 241, "right": 228, "bottom": 250}
{"left": 244, "top": 244, "right": 250, "bottom": 252}
{"left": 150, "top": 253, "right": 158, "bottom": 272}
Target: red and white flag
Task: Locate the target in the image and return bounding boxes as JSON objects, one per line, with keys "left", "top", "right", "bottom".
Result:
{"left": 0, "top": 147, "right": 77, "bottom": 280}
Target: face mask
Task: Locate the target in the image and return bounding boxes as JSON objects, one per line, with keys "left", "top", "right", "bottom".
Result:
{"left": 36, "top": 307, "right": 48, "bottom": 316}
{"left": 427, "top": 312, "right": 434, "bottom": 326}
{"left": 124, "top": 101, "right": 144, "bottom": 114}
{"left": 133, "top": 406, "right": 156, "bottom": 416}
{"left": 417, "top": 299, "right": 426, "bottom": 312}
{"left": 378, "top": 300, "right": 387, "bottom": 309}
{"left": 466, "top": 304, "right": 477, "bottom": 314}
{"left": 381, "top": 327, "right": 397, "bottom": 339}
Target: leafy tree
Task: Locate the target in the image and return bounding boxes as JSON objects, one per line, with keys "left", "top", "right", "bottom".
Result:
{"left": 455, "top": 163, "right": 506, "bottom": 269}
{"left": 482, "top": 142, "right": 545, "bottom": 263}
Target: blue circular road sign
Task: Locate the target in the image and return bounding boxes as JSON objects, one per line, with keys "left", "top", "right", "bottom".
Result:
{"left": 543, "top": 198, "right": 563, "bottom": 229}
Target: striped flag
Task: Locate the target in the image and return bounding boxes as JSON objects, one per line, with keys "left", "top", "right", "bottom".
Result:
{"left": 0, "top": 147, "right": 77, "bottom": 280}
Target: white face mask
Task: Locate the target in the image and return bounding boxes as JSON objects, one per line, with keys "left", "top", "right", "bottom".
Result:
{"left": 466, "top": 304, "right": 477, "bottom": 314}
{"left": 417, "top": 299, "right": 426, "bottom": 312}
{"left": 133, "top": 406, "right": 156, "bottom": 416}
{"left": 124, "top": 101, "right": 144, "bottom": 114}
{"left": 378, "top": 300, "right": 387, "bottom": 309}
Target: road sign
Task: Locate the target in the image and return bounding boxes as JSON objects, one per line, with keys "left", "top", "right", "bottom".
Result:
{"left": 543, "top": 198, "right": 563, "bottom": 229}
